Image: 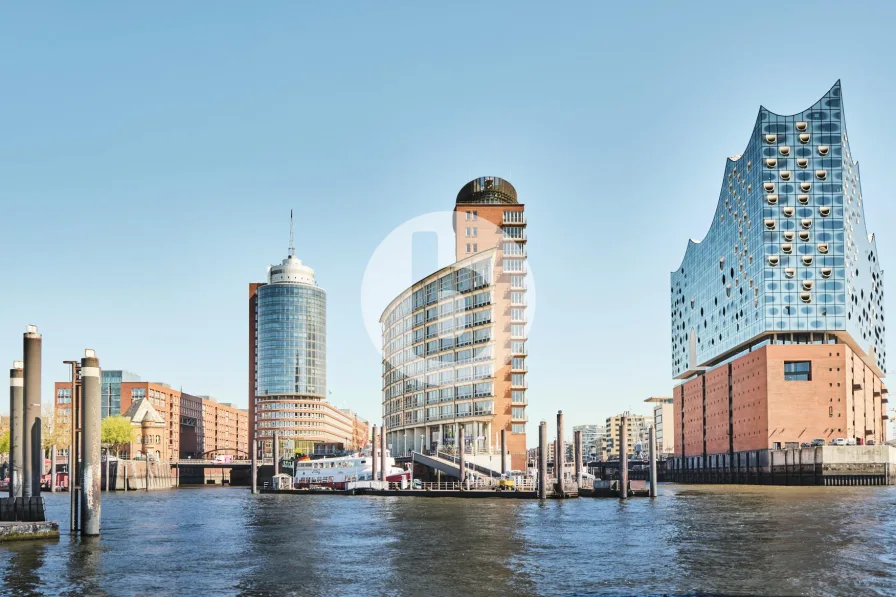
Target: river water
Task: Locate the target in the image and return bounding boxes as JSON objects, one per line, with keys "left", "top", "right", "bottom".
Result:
{"left": 1, "top": 484, "right": 894, "bottom": 596}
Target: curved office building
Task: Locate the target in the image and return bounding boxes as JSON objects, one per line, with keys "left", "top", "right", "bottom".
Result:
{"left": 671, "top": 82, "right": 887, "bottom": 467}
{"left": 380, "top": 177, "right": 529, "bottom": 470}
{"left": 250, "top": 246, "right": 351, "bottom": 457}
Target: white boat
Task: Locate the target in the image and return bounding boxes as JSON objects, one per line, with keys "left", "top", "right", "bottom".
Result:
{"left": 292, "top": 449, "right": 409, "bottom": 489}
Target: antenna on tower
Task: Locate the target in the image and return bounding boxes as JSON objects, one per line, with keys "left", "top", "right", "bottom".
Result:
{"left": 289, "top": 209, "right": 295, "bottom": 257}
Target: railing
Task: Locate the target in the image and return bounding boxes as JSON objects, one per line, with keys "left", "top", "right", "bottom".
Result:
{"left": 171, "top": 459, "right": 251, "bottom": 465}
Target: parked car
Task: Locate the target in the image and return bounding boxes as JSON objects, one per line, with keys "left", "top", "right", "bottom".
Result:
{"left": 800, "top": 442, "right": 812, "bottom": 448}
{"left": 830, "top": 438, "right": 846, "bottom": 446}
{"left": 810, "top": 439, "right": 826, "bottom": 447}
{"left": 845, "top": 438, "right": 857, "bottom": 446}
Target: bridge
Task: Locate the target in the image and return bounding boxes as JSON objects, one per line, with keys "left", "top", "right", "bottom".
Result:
{"left": 168, "top": 459, "right": 252, "bottom": 469}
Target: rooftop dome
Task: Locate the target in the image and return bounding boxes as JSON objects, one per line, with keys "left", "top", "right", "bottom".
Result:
{"left": 455, "top": 176, "right": 518, "bottom": 205}
{"left": 268, "top": 255, "right": 317, "bottom": 285}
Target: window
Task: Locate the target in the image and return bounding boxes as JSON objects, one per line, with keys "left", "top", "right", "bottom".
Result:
{"left": 784, "top": 361, "right": 811, "bottom": 381}
{"left": 466, "top": 243, "right": 471, "bottom": 253}
{"left": 512, "top": 424, "right": 525, "bottom": 434}
{"left": 472, "top": 243, "right": 478, "bottom": 252}
{"left": 465, "top": 227, "right": 470, "bottom": 237}
{"left": 512, "top": 390, "right": 526, "bottom": 403}
{"left": 503, "top": 259, "right": 524, "bottom": 272}
{"left": 472, "top": 210, "right": 478, "bottom": 220}
{"left": 503, "top": 211, "right": 524, "bottom": 224}
{"left": 465, "top": 210, "right": 470, "bottom": 221}
{"left": 472, "top": 227, "right": 478, "bottom": 237}
{"left": 512, "top": 407, "right": 526, "bottom": 419}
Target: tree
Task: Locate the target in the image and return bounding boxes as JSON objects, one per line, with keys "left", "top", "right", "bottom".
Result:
{"left": 42, "top": 401, "right": 58, "bottom": 450}
{"left": 102, "top": 416, "right": 135, "bottom": 456}
{"left": 0, "top": 429, "right": 9, "bottom": 454}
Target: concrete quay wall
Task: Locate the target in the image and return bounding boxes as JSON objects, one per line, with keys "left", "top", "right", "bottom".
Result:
{"left": 0, "top": 521, "right": 59, "bottom": 542}
{"left": 668, "top": 445, "right": 896, "bottom": 486}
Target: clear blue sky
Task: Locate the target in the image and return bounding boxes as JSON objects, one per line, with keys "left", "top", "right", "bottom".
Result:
{"left": 2, "top": 2, "right": 894, "bottom": 443}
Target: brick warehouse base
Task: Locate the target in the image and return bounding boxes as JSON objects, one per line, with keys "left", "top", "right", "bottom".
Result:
{"left": 668, "top": 445, "right": 896, "bottom": 486}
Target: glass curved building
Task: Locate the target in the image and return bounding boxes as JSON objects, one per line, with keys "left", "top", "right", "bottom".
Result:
{"left": 250, "top": 243, "right": 357, "bottom": 457}
{"left": 671, "top": 82, "right": 888, "bottom": 470}
{"left": 380, "top": 177, "right": 529, "bottom": 470}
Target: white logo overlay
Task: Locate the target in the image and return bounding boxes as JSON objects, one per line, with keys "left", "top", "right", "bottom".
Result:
{"left": 361, "top": 211, "right": 536, "bottom": 366}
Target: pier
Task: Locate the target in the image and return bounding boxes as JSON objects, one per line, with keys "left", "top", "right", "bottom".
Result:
{"left": 668, "top": 445, "right": 896, "bottom": 486}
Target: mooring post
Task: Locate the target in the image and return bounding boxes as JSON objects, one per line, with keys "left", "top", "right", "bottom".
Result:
{"left": 574, "top": 430, "right": 583, "bottom": 488}
{"left": 23, "top": 325, "right": 42, "bottom": 498}
{"left": 64, "top": 359, "right": 80, "bottom": 533}
{"left": 538, "top": 420, "right": 548, "bottom": 499}
{"left": 556, "top": 411, "right": 565, "bottom": 498}
{"left": 273, "top": 433, "right": 280, "bottom": 477}
{"left": 9, "top": 361, "right": 24, "bottom": 499}
{"left": 500, "top": 428, "right": 507, "bottom": 476}
{"left": 371, "top": 425, "right": 378, "bottom": 483}
{"left": 51, "top": 445, "right": 57, "bottom": 493}
{"left": 649, "top": 426, "right": 658, "bottom": 498}
{"left": 251, "top": 439, "right": 258, "bottom": 494}
{"left": 619, "top": 416, "right": 628, "bottom": 499}
{"left": 458, "top": 424, "right": 466, "bottom": 491}
{"left": 80, "top": 349, "right": 101, "bottom": 536}
{"left": 380, "top": 425, "right": 387, "bottom": 485}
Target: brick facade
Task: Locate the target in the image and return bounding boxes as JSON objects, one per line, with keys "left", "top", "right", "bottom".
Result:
{"left": 675, "top": 343, "right": 887, "bottom": 458}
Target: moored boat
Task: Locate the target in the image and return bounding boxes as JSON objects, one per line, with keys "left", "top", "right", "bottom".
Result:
{"left": 293, "top": 449, "right": 409, "bottom": 489}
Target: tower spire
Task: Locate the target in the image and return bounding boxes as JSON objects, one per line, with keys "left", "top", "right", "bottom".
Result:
{"left": 289, "top": 209, "right": 295, "bottom": 258}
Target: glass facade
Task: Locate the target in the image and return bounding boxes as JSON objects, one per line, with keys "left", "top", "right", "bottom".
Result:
{"left": 101, "top": 370, "right": 141, "bottom": 418}
{"left": 256, "top": 284, "right": 327, "bottom": 397}
{"left": 254, "top": 252, "right": 328, "bottom": 454}
{"left": 672, "top": 82, "right": 885, "bottom": 377}
{"left": 381, "top": 253, "right": 499, "bottom": 451}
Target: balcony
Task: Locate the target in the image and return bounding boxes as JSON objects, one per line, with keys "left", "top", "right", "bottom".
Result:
{"left": 502, "top": 214, "right": 526, "bottom": 226}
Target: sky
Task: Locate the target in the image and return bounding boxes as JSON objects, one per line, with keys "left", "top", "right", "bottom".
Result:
{"left": 1, "top": 2, "right": 895, "bottom": 442}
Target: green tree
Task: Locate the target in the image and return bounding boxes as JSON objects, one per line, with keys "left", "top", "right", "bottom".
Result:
{"left": 0, "top": 429, "right": 9, "bottom": 454}
{"left": 101, "top": 416, "right": 135, "bottom": 456}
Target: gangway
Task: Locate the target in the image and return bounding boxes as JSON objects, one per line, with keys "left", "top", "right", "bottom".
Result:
{"left": 409, "top": 452, "right": 490, "bottom": 480}
{"left": 436, "top": 451, "right": 503, "bottom": 477}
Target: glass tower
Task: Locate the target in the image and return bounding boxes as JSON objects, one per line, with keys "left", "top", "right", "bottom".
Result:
{"left": 671, "top": 81, "right": 885, "bottom": 378}
{"left": 254, "top": 248, "right": 327, "bottom": 455}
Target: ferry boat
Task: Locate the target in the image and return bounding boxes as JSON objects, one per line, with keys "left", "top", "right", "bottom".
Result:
{"left": 292, "top": 449, "right": 409, "bottom": 489}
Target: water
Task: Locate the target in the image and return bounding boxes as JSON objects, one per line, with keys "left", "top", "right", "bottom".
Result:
{"left": 2, "top": 485, "right": 895, "bottom": 596}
